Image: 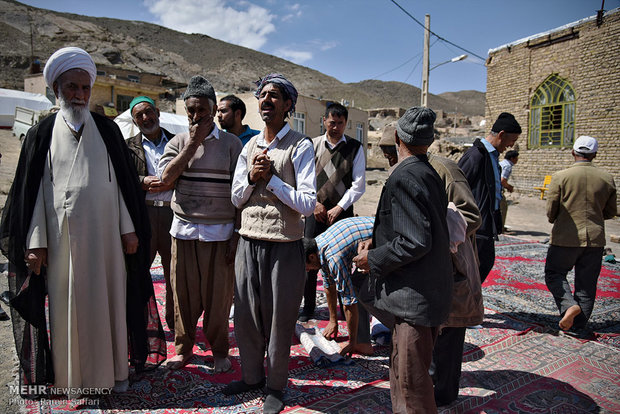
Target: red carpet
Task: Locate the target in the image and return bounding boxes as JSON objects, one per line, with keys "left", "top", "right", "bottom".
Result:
{"left": 22, "top": 235, "right": 620, "bottom": 413}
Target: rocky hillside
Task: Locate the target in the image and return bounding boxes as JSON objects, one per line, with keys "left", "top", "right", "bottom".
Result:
{"left": 0, "top": 0, "right": 485, "bottom": 115}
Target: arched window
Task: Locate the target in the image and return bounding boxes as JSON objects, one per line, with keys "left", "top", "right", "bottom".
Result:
{"left": 529, "top": 74, "right": 576, "bottom": 148}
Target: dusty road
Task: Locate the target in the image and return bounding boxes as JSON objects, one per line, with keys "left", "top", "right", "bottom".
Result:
{"left": 0, "top": 127, "right": 23, "bottom": 412}
{"left": 0, "top": 127, "right": 618, "bottom": 412}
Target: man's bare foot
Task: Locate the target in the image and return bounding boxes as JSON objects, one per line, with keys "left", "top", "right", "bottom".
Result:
{"left": 322, "top": 322, "right": 339, "bottom": 340}
{"left": 214, "top": 356, "right": 232, "bottom": 374}
{"left": 559, "top": 305, "right": 582, "bottom": 331}
{"left": 339, "top": 341, "right": 374, "bottom": 356}
{"left": 166, "top": 352, "right": 194, "bottom": 370}
{"left": 352, "top": 342, "right": 374, "bottom": 356}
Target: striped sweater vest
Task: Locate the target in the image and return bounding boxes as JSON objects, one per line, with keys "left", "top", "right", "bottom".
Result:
{"left": 168, "top": 130, "right": 242, "bottom": 224}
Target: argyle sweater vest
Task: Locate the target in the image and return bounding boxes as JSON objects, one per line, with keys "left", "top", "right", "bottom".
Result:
{"left": 313, "top": 135, "right": 361, "bottom": 210}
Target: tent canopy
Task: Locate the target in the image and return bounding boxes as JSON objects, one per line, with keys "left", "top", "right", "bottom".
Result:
{"left": 114, "top": 109, "right": 189, "bottom": 139}
{"left": 0, "top": 88, "right": 54, "bottom": 127}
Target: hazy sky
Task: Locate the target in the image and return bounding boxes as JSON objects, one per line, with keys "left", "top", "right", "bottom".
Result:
{"left": 19, "top": 0, "right": 619, "bottom": 94}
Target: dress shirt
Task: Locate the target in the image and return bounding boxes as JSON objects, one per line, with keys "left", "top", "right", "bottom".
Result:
{"left": 231, "top": 123, "right": 316, "bottom": 217}
{"left": 481, "top": 138, "right": 501, "bottom": 210}
{"left": 319, "top": 134, "right": 366, "bottom": 211}
{"left": 158, "top": 126, "right": 234, "bottom": 241}
{"left": 316, "top": 216, "right": 374, "bottom": 305}
{"left": 143, "top": 130, "right": 173, "bottom": 202}
{"left": 499, "top": 159, "right": 514, "bottom": 180}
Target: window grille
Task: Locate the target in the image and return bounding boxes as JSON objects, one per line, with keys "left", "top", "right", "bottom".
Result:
{"left": 529, "top": 74, "right": 576, "bottom": 148}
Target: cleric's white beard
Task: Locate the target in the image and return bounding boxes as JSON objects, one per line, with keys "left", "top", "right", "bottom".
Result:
{"left": 58, "top": 93, "right": 90, "bottom": 127}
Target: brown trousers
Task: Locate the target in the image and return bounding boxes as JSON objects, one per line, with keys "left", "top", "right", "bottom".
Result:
{"left": 147, "top": 205, "right": 174, "bottom": 329}
{"left": 390, "top": 320, "right": 438, "bottom": 414}
{"left": 171, "top": 237, "right": 234, "bottom": 358}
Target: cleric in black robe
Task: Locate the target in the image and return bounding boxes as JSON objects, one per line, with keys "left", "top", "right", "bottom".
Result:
{"left": 0, "top": 107, "right": 166, "bottom": 393}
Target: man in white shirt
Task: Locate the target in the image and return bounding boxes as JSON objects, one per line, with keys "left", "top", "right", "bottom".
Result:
{"left": 225, "top": 74, "right": 316, "bottom": 414}
{"left": 300, "top": 103, "right": 366, "bottom": 322}
{"left": 499, "top": 150, "right": 519, "bottom": 230}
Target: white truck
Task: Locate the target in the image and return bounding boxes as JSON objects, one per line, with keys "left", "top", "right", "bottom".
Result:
{"left": 12, "top": 106, "right": 53, "bottom": 143}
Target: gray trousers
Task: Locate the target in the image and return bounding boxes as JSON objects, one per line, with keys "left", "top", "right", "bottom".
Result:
{"left": 544, "top": 245, "right": 604, "bottom": 329}
{"left": 234, "top": 236, "right": 305, "bottom": 391}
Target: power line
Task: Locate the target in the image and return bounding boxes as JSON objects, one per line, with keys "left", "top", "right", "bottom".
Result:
{"left": 369, "top": 52, "right": 423, "bottom": 80}
{"left": 394, "top": 38, "right": 438, "bottom": 94}
{"left": 388, "top": 0, "right": 487, "bottom": 61}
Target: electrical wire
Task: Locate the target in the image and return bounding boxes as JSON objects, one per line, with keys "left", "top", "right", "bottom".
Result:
{"left": 369, "top": 52, "right": 423, "bottom": 80}
{"left": 388, "top": 0, "right": 487, "bottom": 61}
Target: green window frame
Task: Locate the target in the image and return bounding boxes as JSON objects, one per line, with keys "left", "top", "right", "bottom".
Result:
{"left": 529, "top": 74, "right": 576, "bottom": 148}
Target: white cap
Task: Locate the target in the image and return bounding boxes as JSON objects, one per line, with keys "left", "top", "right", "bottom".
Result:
{"left": 573, "top": 135, "right": 598, "bottom": 154}
{"left": 43, "top": 47, "right": 97, "bottom": 89}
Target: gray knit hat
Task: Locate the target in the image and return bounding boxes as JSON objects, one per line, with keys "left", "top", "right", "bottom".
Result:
{"left": 396, "top": 106, "right": 436, "bottom": 145}
{"left": 182, "top": 75, "right": 216, "bottom": 103}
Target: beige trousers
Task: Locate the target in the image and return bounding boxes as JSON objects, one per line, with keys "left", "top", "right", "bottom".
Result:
{"left": 171, "top": 237, "right": 234, "bottom": 358}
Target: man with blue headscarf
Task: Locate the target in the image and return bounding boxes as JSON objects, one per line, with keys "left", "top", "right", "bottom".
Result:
{"left": 227, "top": 74, "right": 316, "bottom": 413}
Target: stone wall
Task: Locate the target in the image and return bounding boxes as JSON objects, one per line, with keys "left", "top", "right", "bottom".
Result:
{"left": 486, "top": 10, "right": 620, "bottom": 200}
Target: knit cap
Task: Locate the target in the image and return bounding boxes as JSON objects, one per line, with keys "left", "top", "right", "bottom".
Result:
{"left": 396, "top": 107, "right": 436, "bottom": 145}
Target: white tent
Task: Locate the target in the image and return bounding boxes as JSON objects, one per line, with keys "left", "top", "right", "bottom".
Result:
{"left": 114, "top": 109, "right": 189, "bottom": 139}
{"left": 0, "top": 88, "right": 54, "bottom": 127}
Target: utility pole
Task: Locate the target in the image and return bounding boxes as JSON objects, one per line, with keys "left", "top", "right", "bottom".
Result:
{"left": 421, "top": 14, "right": 430, "bottom": 107}
{"left": 453, "top": 106, "right": 457, "bottom": 136}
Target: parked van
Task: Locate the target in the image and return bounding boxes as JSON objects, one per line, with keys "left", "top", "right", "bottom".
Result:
{"left": 12, "top": 106, "right": 55, "bottom": 143}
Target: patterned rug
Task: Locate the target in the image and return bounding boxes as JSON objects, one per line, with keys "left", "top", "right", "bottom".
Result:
{"left": 486, "top": 235, "right": 620, "bottom": 345}
{"left": 21, "top": 235, "right": 620, "bottom": 413}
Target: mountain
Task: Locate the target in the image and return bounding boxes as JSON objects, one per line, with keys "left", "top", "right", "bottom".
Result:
{"left": 0, "top": 0, "right": 485, "bottom": 115}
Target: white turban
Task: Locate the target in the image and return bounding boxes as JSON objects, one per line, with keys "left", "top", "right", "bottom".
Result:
{"left": 43, "top": 47, "right": 97, "bottom": 88}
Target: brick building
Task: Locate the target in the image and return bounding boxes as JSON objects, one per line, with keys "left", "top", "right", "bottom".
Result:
{"left": 485, "top": 7, "right": 619, "bottom": 200}
{"left": 25, "top": 64, "right": 184, "bottom": 117}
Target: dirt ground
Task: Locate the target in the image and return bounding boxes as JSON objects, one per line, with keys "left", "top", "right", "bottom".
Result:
{"left": 0, "top": 128, "right": 618, "bottom": 412}
{"left": 0, "top": 128, "right": 24, "bottom": 412}
{"left": 358, "top": 169, "right": 620, "bottom": 247}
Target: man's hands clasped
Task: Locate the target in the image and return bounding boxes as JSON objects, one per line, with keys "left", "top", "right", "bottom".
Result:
{"left": 249, "top": 148, "right": 273, "bottom": 184}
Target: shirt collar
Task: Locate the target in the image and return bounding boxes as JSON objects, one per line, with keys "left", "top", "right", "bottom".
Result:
{"left": 322, "top": 133, "right": 346, "bottom": 149}
{"left": 481, "top": 138, "right": 498, "bottom": 156}
{"left": 196, "top": 124, "right": 220, "bottom": 141}
{"left": 208, "top": 125, "right": 220, "bottom": 140}
{"left": 256, "top": 123, "right": 290, "bottom": 148}
{"left": 141, "top": 129, "right": 170, "bottom": 147}
{"left": 277, "top": 123, "right": 290, "bottom": 140}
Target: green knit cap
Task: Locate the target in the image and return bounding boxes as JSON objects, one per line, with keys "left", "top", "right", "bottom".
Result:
{"left": 129, "top": 96, "right": 156, "bottom": 115}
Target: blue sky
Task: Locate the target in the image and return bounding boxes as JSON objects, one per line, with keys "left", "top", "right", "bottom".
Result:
{"left": 19, "top": 0, "right": 619, "bottom": 94}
